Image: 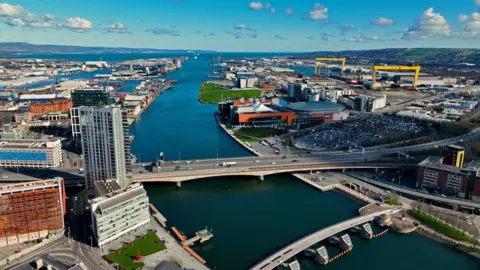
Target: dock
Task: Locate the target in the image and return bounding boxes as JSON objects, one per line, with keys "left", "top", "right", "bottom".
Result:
{"left": 149, "top": 203, "right": 167, "bottom": 227}
{"left": 181, "top": 228, "right": 214, "bottom": 246}
{"left": 170, "top": 226, "right": 213, "bottom": 265}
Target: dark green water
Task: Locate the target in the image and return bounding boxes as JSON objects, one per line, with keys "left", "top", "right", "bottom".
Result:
{"left": 145, "top": 175, "right": 480, "bottom": 270}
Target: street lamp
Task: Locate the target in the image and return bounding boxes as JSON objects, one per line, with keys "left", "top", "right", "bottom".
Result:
{"left": 178, "top": 151, "right": 181, "bottom": 164}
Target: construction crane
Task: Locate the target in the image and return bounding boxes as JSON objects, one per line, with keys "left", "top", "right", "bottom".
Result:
{"left": 315, "top": 57, "right": 346, "bottom": 76}
{"left": 372, "top": 65, "right": 421, "bottom": 87}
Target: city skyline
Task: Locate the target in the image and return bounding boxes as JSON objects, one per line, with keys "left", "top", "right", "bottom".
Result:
{"left": 0, "top": 0, "right": 480, "bottom": 52}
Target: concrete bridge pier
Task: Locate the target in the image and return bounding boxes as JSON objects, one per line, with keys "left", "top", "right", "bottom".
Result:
{"left": 339, "top": 234, "right": 353, "bottom": 251}
{"left": 279, "top": 261, "right": 301, "bottom": 270}
{"left": 314, "top": 246, "right": 329, "bottom": 265}
{"left": 176, "top": 181, "right": 181, "bottom": 188}
{"left": 359, "top": 223, "right": 373, "bottom": 239}
{"left": 258, "top": 175, "right": 264, "bottom": 181}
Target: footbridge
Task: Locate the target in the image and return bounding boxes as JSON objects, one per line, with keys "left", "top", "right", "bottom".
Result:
{"left": 132, "top": 163, "right": 415, "bottom": 183}
{"left": 249, "top": 208, "right": 401, "bottom": 270}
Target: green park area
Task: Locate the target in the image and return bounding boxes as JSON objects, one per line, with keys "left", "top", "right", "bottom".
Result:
{"left": 105, "top": 233, "right": 166, "bottom": 270}
{"left": 410, "top": 210, "right": 473, "bottom": 243}
{"left": 234, "top": 127, "right": 287, "bottom": 142}
{"left": 384, "top": 199, "right": 402, "bottom": 206}
{"left": 199, "top": 83, "right": 268, "bottom": 103}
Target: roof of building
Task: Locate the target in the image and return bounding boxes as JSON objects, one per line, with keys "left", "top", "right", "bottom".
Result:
{"left": 0, "top": 138, "right": 60, "bottom": 149}
{"left": 125, "top": 94, "right": 147, "bottom": 101}
{"left": 153, "top": 261, "right": 182, "bottom": 270}
{"left": 418, "top": 156, "right": 478, "bottom": 175}
{"left": 446, "top": 145, "right": 465, "bottom": 151}
{"left": 285, "top": 101, "right": 345, "bottom": 112}
{"left": 94, "top": 179, "right": 121, "bottom": 196}
{"left": 92, "top": 183, "right": 147, "bottom": 215}
{"left": 19, "top": 94, "right": 56, "bottom": 100}
{"left": 5, "top": 254, "right": 80, "bottom": 270}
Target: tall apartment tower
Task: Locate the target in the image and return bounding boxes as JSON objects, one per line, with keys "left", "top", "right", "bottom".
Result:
{"left": 79, "top": 106, "right": 132, "bottom": 190}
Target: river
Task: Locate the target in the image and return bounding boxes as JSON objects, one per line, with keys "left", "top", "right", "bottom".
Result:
{"left": 11, "top": 53, "right": 480, "bottom": 269}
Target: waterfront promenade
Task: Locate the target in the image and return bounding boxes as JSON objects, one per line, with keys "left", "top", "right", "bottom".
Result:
{"left": 250, "top": 208, "right": 401, "bottom": 270}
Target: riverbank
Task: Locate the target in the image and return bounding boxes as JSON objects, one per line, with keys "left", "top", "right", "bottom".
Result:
{"left": 214, "top": 112, "right": 263, "bottom": 156}
{"left": 128, "top": 80, "right": 176, "bottom": 125}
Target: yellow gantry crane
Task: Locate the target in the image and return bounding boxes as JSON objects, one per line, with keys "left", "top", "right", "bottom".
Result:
{"left": 372, "top": 65, "right": 421, "bottom": 87}
{"left": 315, "top": 57, "right": 346, "bottom": 76}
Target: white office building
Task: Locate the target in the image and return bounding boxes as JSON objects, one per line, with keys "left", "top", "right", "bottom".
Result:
{"left": 0, "top": 139, "right": 62, "bottom": 168}
{"left": 79, "top": 106, "right": 132, "bottom": 190}
{"left": 90, "top": 182, "right": 150, "bottom": 248}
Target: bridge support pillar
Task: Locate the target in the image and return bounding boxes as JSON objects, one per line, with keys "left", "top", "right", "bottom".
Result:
{"left": 315, "top": 246, "right": 329, "bottom": 265}
{"left": 339, "top": 234, "right": 353, "bottom": 251}
{"left": 359, "top": 223, "right": 373, "bottom": 239}
{"left": 342, "top": 168, "right": 346, "bottom": 173}
{"left": 258, "top": 175, "right": 264, "bottom": 181}
{"left": 176, "top": 181, "right": 181, "bottom": 188}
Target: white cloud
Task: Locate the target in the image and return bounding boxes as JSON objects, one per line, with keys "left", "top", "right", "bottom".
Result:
{"left": 305, "top": 3, "right": 328, "bottom": 20}
{"left": 44, "top": 14, "right": 55, "bottom": 21}
{"left": 370, "top": 17, "right": 393, "bottom": 26}
{"left": 64, "top": 17, "right": 93, "bottom": 32}
{"left": 401, "top": 8, "right": 452, "bottom": 39}
{"left": 285, "top": 8, "right": 293, "bottom": 15}
{"left": 459, "top": 12, "right": 480, "bottom": 38}
{"left": 265, "top": 2, "right": 271, "bottom": 9}
{"left": 339, "top": 24, "right": 355, "bottom": 30}
{"left": 476, "top": 0, "right": 480, "bottom": 8}
{"left": 234, "top": 24, "right": 255, "bottom": 31}
{"left": 459, "top": 14, "right": 469, "bottom": 22}
{"left": 270, "top": 8, "right": 275, "bottom": 14}
{"left": 274, "top": 34, "right": 287, "bottom": 40}
{"left": 320, "top": 32, "right": 333, "bottom": 41}
{"left": 107, "top": 22, "right": 130, "bottom": 34}
{"left": 0, "top": 3, "right": 94, "bottom": 32}
{"left": 6, "top": 18, "right": 25, "bottom": 27}
{"left": 234, "top": 24, "right": 248, "bottom": 29}
{"left": 248, "top": 2, "right": 264, "bottom": 10}
{"left": 342, "top": 34, "right": 380, "bottom": 42}
{"left": 0, "top": 3, "right": 24, "bottom": 17}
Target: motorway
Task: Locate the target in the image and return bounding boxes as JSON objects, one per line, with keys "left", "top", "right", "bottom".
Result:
{"left": 250, "top": 208, "right": 401, "bottom": 270}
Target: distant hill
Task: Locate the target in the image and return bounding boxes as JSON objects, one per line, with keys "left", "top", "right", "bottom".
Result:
{"left": 297, "top": 48, "right": 480, "bottom": 65}
{"left": 0, "top": 42, "right": 215, "bottom": 55}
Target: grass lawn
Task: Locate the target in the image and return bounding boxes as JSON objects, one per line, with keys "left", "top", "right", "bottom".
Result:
{"left": 236, "top": 127, "right": 286, "bottom": 138}
{"left": 384, "top": 199, "right": 402, "bottom": 206}
{"left": 199, "top": 83, "right": 266, "bottom": 103}
{"left": 235, "top": 134, "right": 260, "bottom": 142}
{"left": 105, "top": 233, "right": 167, "bottom": 270}
{"left": 410, "top": 210, "right": 473, "bottom": 243}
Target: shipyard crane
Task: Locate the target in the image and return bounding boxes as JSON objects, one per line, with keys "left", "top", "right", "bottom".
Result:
{"left": 372, "top": 65, "right": 421, "bottom": 87}
{"left": 315, "top": 57, "right": 346, "bottom": 76}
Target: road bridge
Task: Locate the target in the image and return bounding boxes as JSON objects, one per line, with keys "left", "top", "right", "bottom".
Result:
{"left": 345, "top": 173, "right": 480, "bottom": 210}
{"left": 133, "top": 163, "right": 415, "bottom": 183}
{"left": 249, "top": 208, "right": 400, "bottom": 270}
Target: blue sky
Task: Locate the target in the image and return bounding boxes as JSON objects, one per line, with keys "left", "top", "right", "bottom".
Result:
{"left": 0, "top": 0, "right": 480, "bottom": 52}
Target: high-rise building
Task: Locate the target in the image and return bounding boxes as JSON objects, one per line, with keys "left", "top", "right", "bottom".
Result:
{"left": 70, "top": 88, "right": 114, "bottom": 140}
{"left": 79, "top": 106, "right": 132, "bottom": 190}
{"left": 442, "top": 145, "right": 465, "bottom": 168}
{"left": 90, "top": 182, "right": 150, "bottom": 248}
{"left": 0, "top": 178, "right": 66, "bottom": 247}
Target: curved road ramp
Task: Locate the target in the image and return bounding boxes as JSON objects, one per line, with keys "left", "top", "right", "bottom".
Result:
{"left": 249, "top": 208, "right": 401, "bottom": 270}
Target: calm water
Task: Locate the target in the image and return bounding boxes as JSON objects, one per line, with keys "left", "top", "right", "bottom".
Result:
{"left": 146, "top": 175, "right": 479, "bottom": 270}
{"left": 13, "top": 53, "right": 480, "bottom": 270}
